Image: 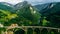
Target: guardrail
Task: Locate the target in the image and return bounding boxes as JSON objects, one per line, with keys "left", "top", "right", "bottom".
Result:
{"left": 0, "top": 26, "right": 60, "bottom": 34}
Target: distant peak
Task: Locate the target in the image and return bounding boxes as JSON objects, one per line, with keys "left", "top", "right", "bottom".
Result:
{"left": 23, "top": 1, "right": 28, "bottom": 3}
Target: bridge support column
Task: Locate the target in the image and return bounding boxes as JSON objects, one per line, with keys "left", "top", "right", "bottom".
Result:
{"left": 58, "top": 29, "right": 60, "bottom": 34}
{"left": 39, "top": 28, "right": 43, "bottom": 34}
{"left": 25, "top": 28, "right": 28, "bottom": 34}
{"left": 32, "top": 28, "right": 35, "bottom": 34}
{"left": 47, "top": 28, "right": 51, "bottom": 34}
{"left": 22, "top": 27, "right": 28, "bottom": 34}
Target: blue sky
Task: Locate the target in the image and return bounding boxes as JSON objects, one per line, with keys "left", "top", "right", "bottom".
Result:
{"left": 0, "top": 0, "right": 60, "bottom": 5}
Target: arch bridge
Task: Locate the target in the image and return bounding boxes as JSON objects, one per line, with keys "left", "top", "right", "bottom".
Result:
{"left": 0, "top": 26, "right": 60, "bottom": 34}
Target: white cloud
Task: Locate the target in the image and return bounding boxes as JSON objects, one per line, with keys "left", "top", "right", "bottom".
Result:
{"left": 25, "top": 0, "right": 53, "bottom": 5}
{"left": 0, "top": 0, "right": 60, "bottom": 5}
{"left": 0, "top": 0, "right": 23, "bottom": 4}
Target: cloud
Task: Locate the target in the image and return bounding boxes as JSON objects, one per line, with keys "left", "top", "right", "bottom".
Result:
{"left": 0, "top": 0, "right": 60, "bottom": 5}
{"left": 24, "top": 0, "right": 53, "bottom": 5}
{"left": 0, "top": 0, "right": 23, "bottom": 4}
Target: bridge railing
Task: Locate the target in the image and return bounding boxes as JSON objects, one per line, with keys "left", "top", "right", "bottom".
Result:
{"left": 0, "top": 26, "right": 60, "bottom": 34}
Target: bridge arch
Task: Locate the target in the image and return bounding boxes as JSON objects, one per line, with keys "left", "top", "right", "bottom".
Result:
{"left": 50, "top": 29, "right": 58, "bottom": 34}
{"left": 41, "top": 28, "right": 48, "bottom": 34}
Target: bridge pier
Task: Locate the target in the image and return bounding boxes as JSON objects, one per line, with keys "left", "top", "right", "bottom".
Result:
{"left": 32, "top": 28, "right": 35, "bottom": 34}
{"left": 39, "top": 28, "right": 43, "bottom": 34}
{"left": 24, "top": 28, "right": 28, "bottom": 34}
{"left": 47, "top": 28, "right": 51, "bottom": 34}
{"left": 58, "top": 29, "right": 60, "bottom": 34}
{"left": 27, "top": 28, "right": 33, "bottom": 34}
{"left": 20, "top": 27, "right": 28, "bottom": 34}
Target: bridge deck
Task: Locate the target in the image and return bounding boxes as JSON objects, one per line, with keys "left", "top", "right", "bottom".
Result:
{"left": 0, "top": 26, "right": 60, "bottom": 30}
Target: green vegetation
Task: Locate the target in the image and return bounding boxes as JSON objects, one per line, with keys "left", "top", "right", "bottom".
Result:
{"left": 0, "top": 2, "right": 60, "bottom": 34}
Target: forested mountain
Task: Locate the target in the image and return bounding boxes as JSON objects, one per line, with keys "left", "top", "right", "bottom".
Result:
{"left": 0, "top": 2, "right": 15, "bottom": 12}
{"left": 0, "top": 1, "right": 60, "bottom": 27}
{"left": 34, "top": 2, "right": 60, "bottom": 27}
{"left": 0, "top": 1, "right": 60, "bottom": 34}
{"left": 0, "top": 1, "right": 41, "bottom": 26}
{"left": 34, "top": 3, "right": 50, "bottom": 11}
{"left": 14, "top": 1, "right": 41, "bottom": 26}
{"left": 42, "top": 2, "right": 60, "bottom": 27}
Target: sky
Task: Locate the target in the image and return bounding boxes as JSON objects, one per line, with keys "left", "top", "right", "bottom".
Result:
{"left": 0, "top": 0, "right": 24, "bottom": 4}
{"left": 0, "top": 0, "right": 60, "bottom": 5}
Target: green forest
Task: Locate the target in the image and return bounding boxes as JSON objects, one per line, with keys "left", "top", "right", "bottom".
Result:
{"left": 0, "top": 1, "right": 60, "bottom": 34}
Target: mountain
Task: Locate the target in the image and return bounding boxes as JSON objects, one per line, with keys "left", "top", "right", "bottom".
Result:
{"left": 43, "top": 2, "right": 60, "bottom": 27}
{"left": 0, "top": 1, "right": 60, "bottom": 26}
{"left": 34, "top": 2, "right": 60, "bottom": 13}
{"left": 0, "top": 2, "right": 15, "bottom": 12}
{"left": 34, "top": 2, "right": 60, "bottom": 27}
{"left": 14, "top": 1, "right": 41, "bottom": 25}
{"left": 14, "top": 1, "right": 30, "bottom": 10}
{"left": 34, "top": 3, "right": 50, "bottom": 11}
{"left": 40, "top": 2, "right": 60, "bottom": 15}
{"left": 0, "top": 2, "right": 13, "bottom": 7}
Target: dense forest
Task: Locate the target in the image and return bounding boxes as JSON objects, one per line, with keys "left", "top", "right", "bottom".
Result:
{"left": 0, "top": 1, "right": 60, "bottom": 34}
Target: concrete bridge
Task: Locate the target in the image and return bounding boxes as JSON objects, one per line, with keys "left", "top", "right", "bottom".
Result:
{"left": 0, "top": 26, "right": 60, "bottom": 34}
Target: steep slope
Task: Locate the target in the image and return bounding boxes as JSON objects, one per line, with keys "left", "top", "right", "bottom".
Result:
{"left": 0, "top": 2, "right": 14, "bottom": 13}
{"left": 0, "top": 2, "right": 18, "bottom": 26}
{"left": 14, "top": 1, "right": 41, "bottom": 26}
{"left": 14, "top": 1, "right": 30, "bottom": 10}
{"left": 35, "top": 2, "right": 60, "bottom": 27}
{"left": 34, "top": 3, "right": 51, "bottom": 11}
{"left": 34, "top": 2, "right": 58, "bottom": 13}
